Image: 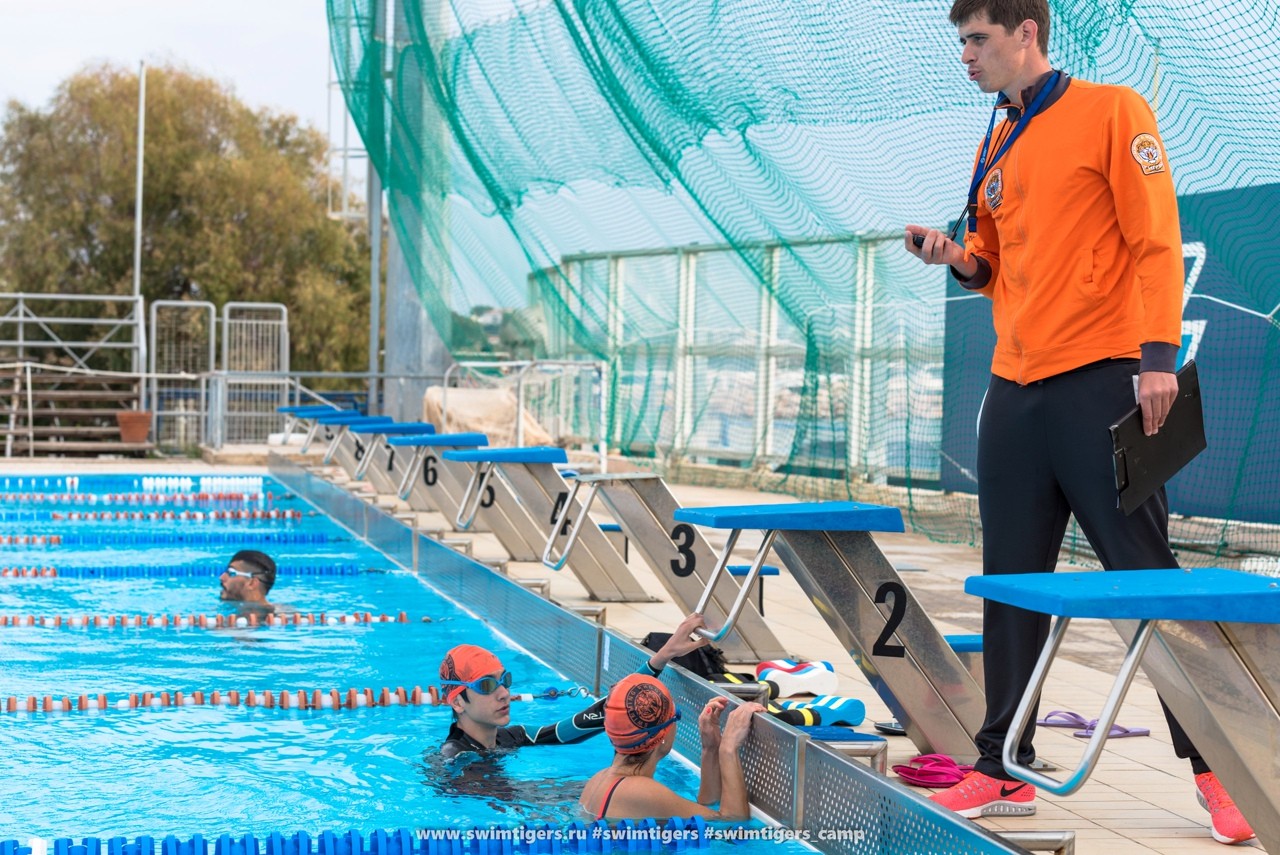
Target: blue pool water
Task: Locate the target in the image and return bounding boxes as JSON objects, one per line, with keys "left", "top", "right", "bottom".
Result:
{"left": 0, "top": 473, "right": 766, "bottom": 846}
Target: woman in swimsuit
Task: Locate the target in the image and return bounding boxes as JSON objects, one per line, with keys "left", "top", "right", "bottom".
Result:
{"left": 578, "top": 673, "right": 763, "bottom": 821}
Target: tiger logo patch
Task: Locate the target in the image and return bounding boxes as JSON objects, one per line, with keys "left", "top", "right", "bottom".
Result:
{"left": 984, "top": 168, "right": 1004, "bottom": 211}
{"left": 1130, "top": 133, "right": 1165, "bottom": 175}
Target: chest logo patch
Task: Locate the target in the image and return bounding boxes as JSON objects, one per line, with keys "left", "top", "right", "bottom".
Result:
{"left": 984, "top": 168, "right": 1004, "bottom": 211}
{"left": 1131, "top": 133, "right": 1165, "bottom": 174}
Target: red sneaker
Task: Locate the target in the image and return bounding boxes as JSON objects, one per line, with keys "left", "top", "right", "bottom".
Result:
{"left": 929, "top": 770, "right": 1036, "bottom": 818}
{"left": 1195, "top": 772, "right": 1256, "bottom": 845}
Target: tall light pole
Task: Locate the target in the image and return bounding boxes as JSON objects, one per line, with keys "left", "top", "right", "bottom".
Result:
{"left": 133, "top": 62, "right": 149, "bottom": 411}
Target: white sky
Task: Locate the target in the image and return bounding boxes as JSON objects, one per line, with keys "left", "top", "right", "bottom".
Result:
{"left": 0, "top": 0, "right": 335, "bottom": 134}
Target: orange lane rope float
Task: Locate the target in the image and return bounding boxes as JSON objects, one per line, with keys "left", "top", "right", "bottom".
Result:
{"left": 2, "top": 685, "right": 425, "bottom": 713}
{"left": 46, "top": 509, "right": 304, "bottom": 522}
{"left": 2, "top": 683, "right": 569, "bottom": 714}
{"left": 0, "top": 611, "right": 416, "bottom": 629}
{"left": 0, "top": 492, "right": 261, "bottom": 505}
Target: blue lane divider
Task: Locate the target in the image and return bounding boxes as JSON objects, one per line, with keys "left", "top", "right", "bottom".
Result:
{"left": 25, "top": 818, "right": 713, "bottom": 855}
{"left": 47, "top": 564, "right": 362, "bottom": 578}
{"left": 23, "top": 532, "right": 335, "bottom": 547}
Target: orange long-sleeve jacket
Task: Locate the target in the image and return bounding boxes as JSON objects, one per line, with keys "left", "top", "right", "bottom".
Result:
{"left": 959, "top": 77, "right": 1184, "bottom": 385}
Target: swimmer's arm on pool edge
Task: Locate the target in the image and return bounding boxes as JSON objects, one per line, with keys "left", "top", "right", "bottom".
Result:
{"left": 532, "top": 615, "right": 709, "bottom": 747}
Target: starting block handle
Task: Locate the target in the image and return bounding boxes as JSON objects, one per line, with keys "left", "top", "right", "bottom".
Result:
{"left": 322, "top": 425, "right": 347, "bottom": 464}
{"left": 455, "top": 462, "right": 496, "bottom": 531}
{"left": 541, "top": 480, "right": 599, "bottom": 572}
{"left": 352, "top": 431, "right": 387, "bottom": 480}
{"left": 693, "top": 528, "right": 777, "bottom": 642}
{"left": 396, "top": 447, "right": 424, "bottom": 499}
{"left": 1003, "top": 616, "right": 1156, "bottom": 795}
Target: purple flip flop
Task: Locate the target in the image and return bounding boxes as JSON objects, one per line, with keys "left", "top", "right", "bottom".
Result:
{"left": 1036, "top": 709, "right": 1090, "bottom": 729}
{"left": 1073, "top": 719, "right": 1151, "bottom": 739}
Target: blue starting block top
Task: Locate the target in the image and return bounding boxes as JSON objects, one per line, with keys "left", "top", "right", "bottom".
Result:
{"left": 443, "top": 447, "right": 568, "bottom": 465}
{"left": 673, "top": 501, "right": 904, "bottom": 533}
{"left": 386, "top": 432, "right": 488, "bottom": 448}
{"left": 350, "top": 422, "right": 435, "bottom": 436}
{"left": 278, "top": 405, "right": 347, "bottom": 416}
{"left": 966, "top": 568, "right": 1280, "bottom": 623}
{"left": 729, "top": 564, "right": 780, "bottom": 577}
{"left": 944, "top": 634, "right": 983, "bottom": 653}
{"left": 315, "top": 413, "right": 394, "bottom": 427}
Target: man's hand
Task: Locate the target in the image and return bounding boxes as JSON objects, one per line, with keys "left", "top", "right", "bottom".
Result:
{"left": 904, "top": 226, "right": 976, "bottom": 278}
{"left": 1139, "top": 371, "right": 1178, "bottom": 436}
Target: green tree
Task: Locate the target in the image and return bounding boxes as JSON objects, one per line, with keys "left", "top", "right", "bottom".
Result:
{"left": 0, "top": 62, "right": 370, "bottom": 373}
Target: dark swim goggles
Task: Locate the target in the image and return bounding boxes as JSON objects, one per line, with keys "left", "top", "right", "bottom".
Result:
{"left": 440, "top": 671, "right": 513, "bottom": 695}
{"left": 613, "top": 711, "right": 682, "bottom": 750}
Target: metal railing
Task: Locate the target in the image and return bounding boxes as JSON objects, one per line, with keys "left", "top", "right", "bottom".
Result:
{"left": 442, "top": 359, "right": 608, "bottom": 471}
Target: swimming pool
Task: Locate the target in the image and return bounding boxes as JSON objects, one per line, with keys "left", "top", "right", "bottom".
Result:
{"left": 0, "top": 464, "right": 1023, "bottom": 855}
{"left": 0, "top": 471, "right": 790, "bottom": 848}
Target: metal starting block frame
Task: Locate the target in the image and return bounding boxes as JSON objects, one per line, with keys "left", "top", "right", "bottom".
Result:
{"left": 552, "top": 472, "right": 786, "bottom": 662}
{"left": 319, "top": 414, "right": 394, "bottom": 473}
{"left": 387, "top": 434, "right": 548, "bottom": 556}
{"left": 277, "top": 405, "right": 346, "bottom": 447}
{"left": 348, "top": 422, "right": 435, "bottom": 492}
{"left": 443, "top": 448, "right": 655, "bottom": 603}
{"left": 673, "top": 501, "right": 986, "bottom": 761}
{"left": 967, "top": 567, "right": 1280, "bottom": 851}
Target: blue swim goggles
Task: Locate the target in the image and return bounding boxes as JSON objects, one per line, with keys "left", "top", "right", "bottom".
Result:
{"left": 440, "top": 671, "right": 513, "bottom": 695}
{"left": 613, "top": 711, "right": 682, "bottom": 750}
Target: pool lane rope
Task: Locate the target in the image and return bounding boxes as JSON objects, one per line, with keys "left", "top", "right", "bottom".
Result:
{"left": 3, "top": 681, "right": 586, "bottom": 716}
{"left": 2, "top": 816, "right": 714, "bottom": 855}
{"left": 0, "top": 492, "right": 263, "bottom": 505}
{"left": 3, "top": 685, "right": 432, "bottom": 714}
{"left": 0, "top": 611, "right": 422, "bottom": 630}
{"left": 0, "top": 564, "right": 362, "bottom": 579}
{"left": 44, "top": 510, "right": 307, "bottom": 522}
{"left": 0, "top": 531, "right": 333, "bottom": 547}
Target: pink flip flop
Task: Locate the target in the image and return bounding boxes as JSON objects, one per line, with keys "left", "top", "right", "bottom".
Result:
{"left": 1036, "top": 709, "right": 1090, "bottom": 729}
{"left": 892, "top": 753, "right": 975, "bottom": 788}
{"left": 1073, "top": 720, "right": 1150, "bottom": 739}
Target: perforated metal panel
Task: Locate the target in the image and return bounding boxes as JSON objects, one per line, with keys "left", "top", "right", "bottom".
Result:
{"left": 366, "top": 509, "right": 413, "bottom": 569}
{"left": 740, "top": 711, "right": 804, "bottom": 826}
{"left": 802, "top": 740, "right": 1023, "bottom": 854}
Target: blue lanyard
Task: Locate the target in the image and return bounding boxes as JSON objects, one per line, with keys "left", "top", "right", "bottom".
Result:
{"left": 966, "top": 70, "right": 1061, "bottom": 235}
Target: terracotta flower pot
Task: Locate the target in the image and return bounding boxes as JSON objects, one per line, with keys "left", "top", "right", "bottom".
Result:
{"left": 116, "top": 411, "right": 153, "bottom": 443}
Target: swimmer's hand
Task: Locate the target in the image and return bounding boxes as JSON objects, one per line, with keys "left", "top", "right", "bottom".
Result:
{"left": 699, "top": 696, "right": 729, "bottom": 752}
{"left": 648, "top": 613, "right": 711, "bottom": 671}
{"left": 720, "top": 702, "right": 764, "bottom": 754}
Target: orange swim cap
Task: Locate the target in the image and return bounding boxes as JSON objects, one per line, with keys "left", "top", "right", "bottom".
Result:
{"left": 605, "top": 674, "right": 680, "bottom": 754}
{"left": 439, "top": 644, "right": 504, "bottom": 703}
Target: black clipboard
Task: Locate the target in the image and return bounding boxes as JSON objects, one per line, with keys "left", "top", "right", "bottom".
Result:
{"left": 1110, "top": 360, "right": 1206, "bottom": 515}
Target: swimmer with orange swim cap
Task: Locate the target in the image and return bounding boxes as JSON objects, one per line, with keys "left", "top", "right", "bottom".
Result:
{"left": 578, "top": 662, "right": 762, "bottom": 821}
{"left": 438, "top": 613, "right": 711, "bottom": 760}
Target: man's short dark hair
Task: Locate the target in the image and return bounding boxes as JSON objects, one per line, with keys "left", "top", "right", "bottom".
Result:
{"left": 230, "top": 549, "right": 277, "bottom": 593}
{"left": 950, "top": 0, "right": 1050, "bottom": 55}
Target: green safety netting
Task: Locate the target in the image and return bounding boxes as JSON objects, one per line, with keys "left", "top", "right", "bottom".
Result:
{"left": 327, "top": 0, "right": 1280, "bottom": 567}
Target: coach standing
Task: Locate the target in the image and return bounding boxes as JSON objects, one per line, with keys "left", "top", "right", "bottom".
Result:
{"left": 903, "top": 0, "right": 1252, "bottom": 844}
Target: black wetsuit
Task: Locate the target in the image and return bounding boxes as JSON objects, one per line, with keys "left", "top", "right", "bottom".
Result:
{"left": 439, "top": 661, "right": 659, "bottom": 760}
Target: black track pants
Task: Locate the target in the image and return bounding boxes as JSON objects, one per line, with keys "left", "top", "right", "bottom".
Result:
{"left": 972, "top": 360, "right": 1207, "bottom": 780}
